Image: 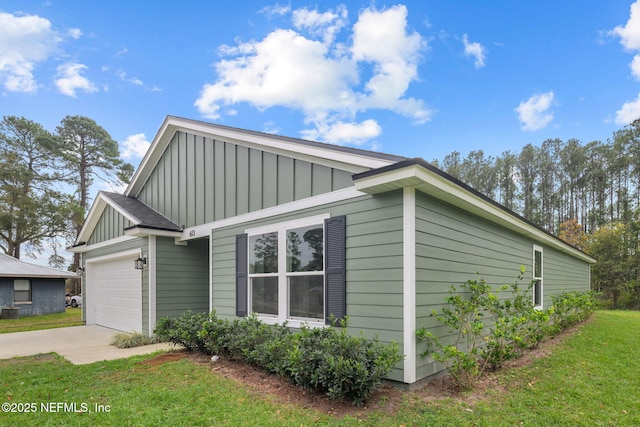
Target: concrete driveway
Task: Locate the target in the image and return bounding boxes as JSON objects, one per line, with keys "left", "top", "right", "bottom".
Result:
{"left": 0, "top": 325, "right": 179, "bottom": 364}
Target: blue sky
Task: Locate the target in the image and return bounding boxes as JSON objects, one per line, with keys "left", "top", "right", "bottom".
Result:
{"left": 2, "top": 1, "right": 640, "bottom": 171}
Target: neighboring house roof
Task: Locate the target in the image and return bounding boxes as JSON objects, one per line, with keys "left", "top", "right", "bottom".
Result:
{"left": 0, "top": 253, "right": 76, "bottom": 279}
{"left": 353, "top": 158, "right": 596, "bottom": 264}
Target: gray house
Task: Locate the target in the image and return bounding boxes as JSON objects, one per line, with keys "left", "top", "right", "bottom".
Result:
{"left": 0, "top": 253, "right": 76, "bottom": 317}
{"left": 70, "top": 116, "right": 595, "bottom": 386}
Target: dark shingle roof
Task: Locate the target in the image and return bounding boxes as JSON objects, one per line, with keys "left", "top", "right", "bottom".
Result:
{"left": 101, "top": 192, "right": 181, "bottom": 232}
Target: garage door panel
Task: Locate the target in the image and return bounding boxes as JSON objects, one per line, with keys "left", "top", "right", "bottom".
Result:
{"left": 89, "top": 256, "right": 142, "bottom": 332}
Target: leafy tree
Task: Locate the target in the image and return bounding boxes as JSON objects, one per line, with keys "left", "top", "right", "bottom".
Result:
{"left": 56, "top": 116, "right": 133, "bottom": 271}
{"left": 0, "top": 116, "right": 73, "bottom": 259}
{"left": 558, "top": 219, "right": 587, "bottom": 251}
{"left": 586, "top": 216, "right": 640, "bottom": 309}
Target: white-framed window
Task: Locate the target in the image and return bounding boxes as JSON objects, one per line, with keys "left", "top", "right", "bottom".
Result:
{"left": 533, "top": 245, "right": 543, "bottom": 309}
{"left": 246, "top": 215, "right": 328, "bottom": 325}
{"left": 14, "top": 279, "right": 31, "bottom": 303}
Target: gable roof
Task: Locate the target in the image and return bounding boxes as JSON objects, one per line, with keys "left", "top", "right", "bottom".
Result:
{"left": 353, "top": 158, "right": 596, "bottom": 264}
{"left": 125, "top": 116, "right": 405, "bottom": 198}
{"left": 101, "top": 192, "right": 181, "bottom": 232}
{"left": 0, "top": 253, "right": 76, "bottom": 279}
{"left": 72, "top": 191, "right": 181, "bottom": 248}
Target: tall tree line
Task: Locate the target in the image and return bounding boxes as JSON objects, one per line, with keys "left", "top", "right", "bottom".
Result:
{"left": 433, "top": 119, "right": 640, "bottom": 309}
{"left": 432, "top": 119, "right": 640, "bottom": 236}
{"left": 0, "top": 115, "right": 132, "bottom": 276}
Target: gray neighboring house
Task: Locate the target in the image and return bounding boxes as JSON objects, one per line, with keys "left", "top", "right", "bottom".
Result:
{"left": 69, "top": 116, "right": 595, "bottom": 387}
{"left": 0, "top": 253, "right": 76, "bottom": 317}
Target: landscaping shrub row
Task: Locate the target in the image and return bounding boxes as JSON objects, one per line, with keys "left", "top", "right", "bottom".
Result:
{"left": 155, "top": 313, "right": 403, "bottom": 405}
{"left": 416, "top": 267, "right": 597, "bottom": 390}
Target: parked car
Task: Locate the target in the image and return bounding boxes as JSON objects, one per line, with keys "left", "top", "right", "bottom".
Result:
{"left": 69, "top": 294, "right": 82, "bottom": 308}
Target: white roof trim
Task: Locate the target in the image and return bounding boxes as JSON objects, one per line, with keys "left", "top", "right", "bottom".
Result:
{"left": 354, "top": 163, "right": 596, "bottom": 264}
{"left": 124, "top": 227, "right": 182, "bottom": 238}
{"left": 74, "top": 191, "right": 139, "bottom": 245}
{"left": 125, "top": 116, "right": 398, "bottom": 197}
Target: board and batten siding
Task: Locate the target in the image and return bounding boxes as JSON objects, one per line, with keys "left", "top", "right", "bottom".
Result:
{"left": 87, "top": 205, "right": 133, "bottom": 245}
{"left": 211, "top": 191, "right": 405, "bottom": 382}
{"left": 413, "top": 191, "right": 590, "bottom": 381}
{"left": 136, "top": 131, "right": 354, "bottom": 229}
{"left": 155, "top": 237, "right": 210, "bottom": 319}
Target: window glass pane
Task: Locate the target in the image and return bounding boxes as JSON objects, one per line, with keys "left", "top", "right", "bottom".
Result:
{"left": 14, "top": 280, "right": 30, "bottom": 291}
{"left": 287, "top": 225, "right": 323, "bottom": 272}
{"left": 14, "top": 291, "right": 30, "bottom": 302}
{"left": 251, "top": 277, "right": 278, "bottom": 315}
{"left": 289, "top": 275, "right": 324, "bottom": 319}
{"left": 534, "top": 250, "right": 542, "bottom": 278}
{"left": 534, "top": 279, "right": 542, "bottom": 306}
{"left": 14, "top": 280, "right": 31, "bottom": 302}
{"left": 249, "top": 232, "right": 278, "bottom": 274}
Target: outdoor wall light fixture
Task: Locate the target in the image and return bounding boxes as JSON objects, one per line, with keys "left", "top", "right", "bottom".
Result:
{"left": 76, "top": 266, "right": 84, "bottom": 275}
{"left": 134, "top": 256, "right": 147, "bottom": 270}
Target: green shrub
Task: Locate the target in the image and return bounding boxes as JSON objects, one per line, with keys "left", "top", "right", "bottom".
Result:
{"left": 417, "top": 268, "right": 596, "bottom": 390}
{"left": 154, "top": 310, "right": 209, "bottom": 352}
{"left": 110, "top": 331, "right": 162, "bottom": 348}
{"left": 282, "top": 320, "right": 403, "bottom": 405}
{"left": 155, "top": 312, "right": 402, "bottom": 405}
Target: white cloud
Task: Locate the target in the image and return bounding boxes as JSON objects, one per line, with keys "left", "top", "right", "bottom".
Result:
{"left": 54, "top": 62, "right": 97, "bottom": 97}
{"left": 610, "top": 0, "right": 640, "bottom": 51}
{"left": 611, "top": 0, "right": 640, "bottom": 81}
{"left": 68, "top": 28, "right": 82, "bottom": 39}
{"left": 0, "top": 11, "right": 62, "bottom": 92}
{"left": 195, "top": 4, "right": 429, "bottom": 147}
{"left": 615, "top": 92, "right": 640, "bottom": 125}
{"left": 462, "top": 34, "right": 486, "bottom": 68}
{"left": 515, "top": 91, "right": 555, "bottom": 131}
{"left": 300, "top": 119, "right": 381, "bottom": 145}
{"left": 117, "top": 70, "right": 143, "bottom": 86}
{"left": 259, "top": 4, "right": 291, "bottom": 18}
{"left": 631, "top": 54, "right": 640, "bottom": 80}
{"left": 292, "top": 5, "right": 347, "bottom": 45}
{"left": 120, "top": 133, "right": 151, "bottom": 159}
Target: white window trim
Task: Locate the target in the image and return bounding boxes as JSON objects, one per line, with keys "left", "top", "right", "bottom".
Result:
{"left": 533, "top": 244, "right": 543, "bottom": 310}
{"left": 246, "top": 214, "right": 330, "bottom": 329}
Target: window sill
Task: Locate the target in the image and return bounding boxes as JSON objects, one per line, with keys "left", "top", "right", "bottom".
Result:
{"left": 256, "top": 316, "right": 326, "bottom": 329}
{"left": 14, "top": 301, "right": 32, "bottom": 305}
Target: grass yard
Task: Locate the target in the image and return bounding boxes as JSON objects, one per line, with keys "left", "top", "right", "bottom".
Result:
{"left": 0, "top": 308, "right": 83, "bottom": 334}
{"left": 0, "top": 310, "right": 638, "bottom": 426}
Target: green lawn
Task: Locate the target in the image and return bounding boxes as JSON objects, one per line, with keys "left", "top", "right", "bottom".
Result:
{"left": 0, "top": 310, "right": 638, "bottom": 426}
{"left": 0, "top": 308, "right": 83, "bottom": 333}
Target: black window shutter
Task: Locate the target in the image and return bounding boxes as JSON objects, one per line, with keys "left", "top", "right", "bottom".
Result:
{"left": 236, "top": 233, "right": 248, "bottom": 317}
{"left": 325, "top": 215, "right": 346, "bottom": 324}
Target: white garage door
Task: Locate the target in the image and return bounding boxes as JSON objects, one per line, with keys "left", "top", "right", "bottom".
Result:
{"left": 89, "top": 256, "right": 142, "bottom": 332}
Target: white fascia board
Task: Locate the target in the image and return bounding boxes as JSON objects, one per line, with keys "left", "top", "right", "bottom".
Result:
{"left": 126, "top": 116, "right": 397, "bottom": 197}
{"left": 355, "top": 164, "right": 596, "bottom": 264}
{"left": 124, "top": 227, "right": 182, "bottom": 238}
{"left": 181, "top": 186, "right": 364, "bottom": 241}
{"left": 71, "top": 235, "right": 139, "bottom": 254}
{"left": 74, "top": 192, "right": 141, "bottom": 245}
